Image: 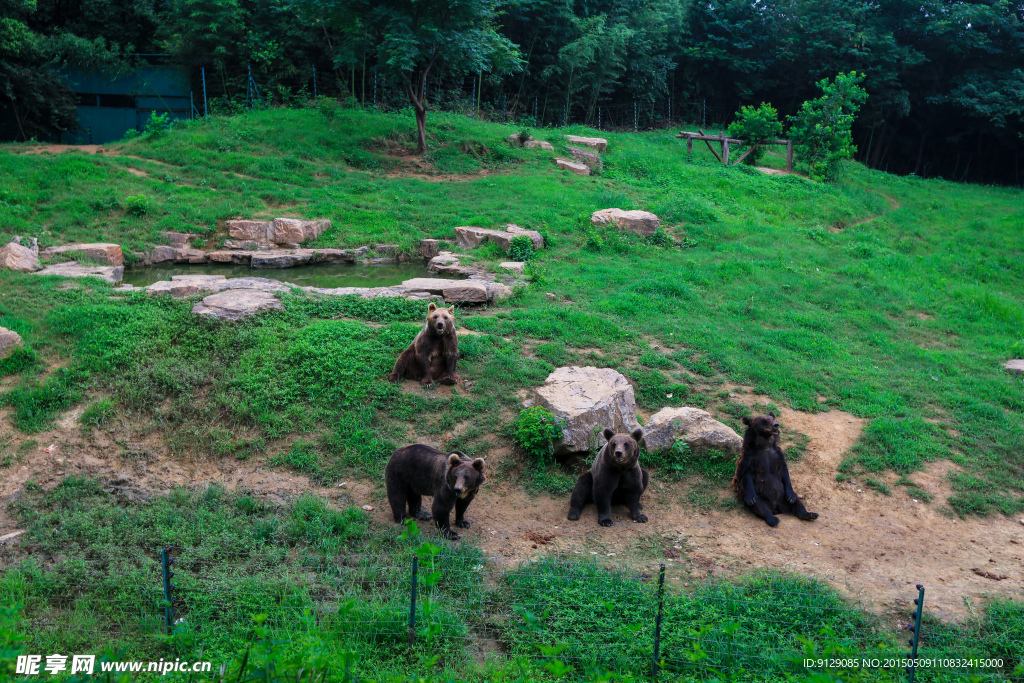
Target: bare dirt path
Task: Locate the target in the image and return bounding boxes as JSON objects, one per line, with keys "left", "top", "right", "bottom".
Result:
{"left": 2, "top": 400, "right": 1021, "bottom": 620}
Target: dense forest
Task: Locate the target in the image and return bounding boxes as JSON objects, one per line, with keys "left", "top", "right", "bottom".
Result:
{"left": 2, "top": 0, "right": 1022, "bottom": 184}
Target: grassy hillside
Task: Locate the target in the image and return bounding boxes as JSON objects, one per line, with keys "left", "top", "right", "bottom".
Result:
{"left": 2, "top": 104, "right": 1022, "bottom": 515}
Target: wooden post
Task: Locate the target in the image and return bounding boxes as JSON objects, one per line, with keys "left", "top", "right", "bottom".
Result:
{"left": 786, "top": 140, "right": 793, "bottom": 172}
{"left": 686, "top": 138, "right": 692, "bottom": 155}
{"left": 722, "top": 139, "right": 729, "bottom": 165}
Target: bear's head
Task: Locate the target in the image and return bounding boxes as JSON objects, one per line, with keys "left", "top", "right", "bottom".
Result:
{"left": 602, "top": 427, "right": 644, "bottom": 468}
{"left": 741, "top": 413, "right": 780, "bottom": 442}
{"left": 427, "top": 302, "right": 456, "bottom": 336}
{"left": 446, "top": 453, "right": 485, "bottom": 499}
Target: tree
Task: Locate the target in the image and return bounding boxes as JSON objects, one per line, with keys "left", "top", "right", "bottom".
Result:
{"left": 330, "top": 0, "right": 521, "bottom": 154}
{"left": 727, "top": 102, "right": 782, "bottom": 165}
{"left": 788, "top": 71, "right": 867, "bottom": 181}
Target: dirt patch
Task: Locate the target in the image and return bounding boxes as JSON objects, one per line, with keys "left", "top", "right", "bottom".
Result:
{"left": 123, "top": 166, "right": 150, "bottom": 178}
{"left": 17, "top": 145, "right": 108, "bottom": 155}
{"left": 755, "top": 167, "right": 798, "bottom": 176}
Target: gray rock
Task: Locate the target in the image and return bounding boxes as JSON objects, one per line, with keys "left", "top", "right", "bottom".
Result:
{"left": 454, "top": 225, "right": 544, "bottom": 252}
{"left": 173, "top": 247, "right": 208, "bottom": 263}
{"left": 590, "top": 208, "right": 660, "bottom": 236}
{"left": 486, "top": 281, "right": 514, "bottom": 301}
{"left": 0, "top": 241, "right": 41, "bottom": 272}
{"left": 40, "top": 243, "right": 123, "bottom": 266}
{"left": 533, "top": 366, "right": 640, "bottom": 455}
{"left": 565, "top": 135, "right": 608, "bottom": 152}
{"left": 568, "top": 146, "right": 603, "bottom": 171}
{"left": 554, "top": 158, "right": 591, "bottom": 175}
{"left": 226, "top": 220, "right": 272, "bottom": 241}
{"left": 251, "top": 250, "right": 313, "bottom": 269}
{"left": 35, "top": 261, "right": 123, "bottom": 283}
{"left": 641, "top": 407, "right": 742, "bottom": 455}
{"left": 523, "top": 140, "right": 554, "bottom": 151}
{"left": 0, "top": 326, "right": 23, "bottom": 359}
{"left": 267, "top": 218, "right": 330, "bottom": 245}
{"left": 191, "top": 290, "right": 284, "bottom": 321}
{"left": 223, "top": 239, "right": 262, "bottom": 250}
{"left": 375, "top": 244, "right": 399, "bottom": 256}
{"left": 442, "top": 280, "right": 488, "bottom": 303}
{"left": 207, "top": 250, "right": 251, "bottom": 264}
{"left": 150, "top": 245, "right": 177, "bottom": 263}
{"left": 499, "top": 261, "right": 524, "bottom": 274}
{"left": 160, "top": 232, "right": 197, "bottom": 247}
{"left": 420, "top": 239, "right": 440, "bottom": 259}
{"left": 1004, "top": 359, "right": 1024, "bottom": 375}
{"left": 401, "top": 278, "right": 457, "bottom": 295}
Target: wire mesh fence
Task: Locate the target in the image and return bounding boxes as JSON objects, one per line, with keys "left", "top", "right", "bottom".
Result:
{"left": 2, "top": 537, "right": 1021, "bottom": 681}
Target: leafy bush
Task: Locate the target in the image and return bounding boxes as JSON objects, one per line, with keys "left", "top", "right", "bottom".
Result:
{"left": 144, "top": 111, "right": 172, "bottom": 136}
{"left": 788, "top": 72, "right": 868, "bottom": 181}
{"left": 123, "top": 194, "right": 149, "bottom": 216}
{"left": 509, "top": 406, "right": 563, "bottom": 460}
{"left": 509, "top": 235, "right": 535, "bottom": 262}
{"left": 727, "top": 102, "right": 783, "bottom": 166}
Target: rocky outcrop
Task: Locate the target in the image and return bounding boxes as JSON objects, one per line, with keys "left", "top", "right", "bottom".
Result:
{"left": 40, "top": 243, "right": 123, "bottom": 266}
{"left": 532, "top": 366, "right": 641, "bottom": 455}
{"left": 523, "top": 140, "right": 554, "bottom": 151}
{"left": 225, "top": 217, "right": 330, "bottom": 247}
{"left": 35, "top": 261, "right": 123, "bottom": 283}
{"left": 0, "top": 241, "right": 41, "bottom": 272}
{"left": 420, "top": 239, "right": 441, "bottom": 259}
{"left": 565, "top": 135, "right": 608, "bottom": 152}
{"left": 553, "top": 158, "right": 591, "bottom": 175}
{"left": 568, "top": 146, "right": 602, "bottom": 171}
{"left": 454, "top": 225, "right": 544, "bottom": 251}
{"left": 400, "top": 277, "right": 488, "bottom": 303}
{"left": 160, "top": 232, "right": 197, "bottom": 247}
{"left": 191, "top": 289, "right": 285, "bottom": 321}
{"left": 1004, "top": 360, "right": 1024, "bottom": 375}
{"left": 641, "top": 407, "right": 742, "bottom": 455}
{"left": 590, "top": 208, "right": 661, "bottom": 236}
{"left": 0, "top": 326, "right": 23, "bottom": 359}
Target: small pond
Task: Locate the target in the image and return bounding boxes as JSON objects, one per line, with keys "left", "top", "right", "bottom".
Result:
{"left": 123, "top": 262, "right": 461, "bottom": 289}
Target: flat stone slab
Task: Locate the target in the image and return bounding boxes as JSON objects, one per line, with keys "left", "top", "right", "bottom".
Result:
{"left": 533, "top": 366, "right": 640, "bottom": 455}
{"left": 568, "top": 146, "right": 602, "bottom": 170}
{"left": 1004, "top": 360, "right": 1024, "bottom": 375}
{"left": 499, "top": 261, "right": 525, "bottom": 274}
{"left": 0, "top": 241, "right": 40, "bottom": 272}
{"left": 159, "top": 232, "right": 197, "bottom": 247}
{"left": 0, "top": 326, "right": 23, "bottom": 359}
{"left": 565, "top": 135, "right": 607, "bottom": 152}
{"left": 554, "top": 158, "right": 590, "bottom": 175}
{"left": 454, "top": 225, "right": 544, "bottom": 251}
{"left": 641, "top": 407, "right": 742, "bottom": 455}
{"left": 523, "top": 140, "right": 554, "bottom": 151}
{"left": 40, "top": 243, "right": 123, "bottom": 266}
{"left": 226, "top": 218, "right": 331, "bottom": 246}
{"left": 35, "top": 261, "right": 123, "bottom": 283}
{"left": 191, "top": 290, "right": 284, "bottom": 321}
{"left": 591, "top": 208, "right": 660, "bottom": 235}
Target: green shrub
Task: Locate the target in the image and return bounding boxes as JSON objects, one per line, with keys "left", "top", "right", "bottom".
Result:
{"left": 509, "top": 406, "right": 563, "bottom": 460}
{"left": 727, "top": 102, "right": 783, "bottom": 166}
{"left": 509, "top": 235, "right": 535, "bottom": 262}
{"left": 123, "top": 194, "right": 149, "bottom": 216}
{"left": 144, "top": 112, "right": 172, "bottom": 136}
{"left": 788, "top": 71, "right": 868, "bottom": 181}
{"left": 80, "top": 399, "right": 115, "bottom": 430}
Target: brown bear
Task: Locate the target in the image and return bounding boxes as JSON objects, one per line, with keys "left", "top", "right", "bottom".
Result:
{"left": 567, "top": 427, "right": 650, "bottom": 527}
{"left": 384, "top": 444, "right": 485, "bottom": 540}
{"left": 732, "top": 413, "right": 818, "bottom": 527}
{"left": 388, "top": 302, "right": 459, "bottom": 386}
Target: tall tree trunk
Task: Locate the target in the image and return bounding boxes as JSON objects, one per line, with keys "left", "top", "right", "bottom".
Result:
{"left": 415, "top": 106, "right": 427, "bottom": 154}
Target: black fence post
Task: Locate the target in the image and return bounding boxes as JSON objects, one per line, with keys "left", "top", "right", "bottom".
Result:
{"left": 651, "top": 563, "right": 666, "bottom": 678}
{"left": 906, "top": 584, "right": 925, "bottom": 683}
{"left": 408, "top": 554, "right": 419, "bottom": 648}
{"left": 161, "top": 546, "right": 174, "bottom": 634}
{"left": 201, "top": 67, "right": 208, "bottom": 116}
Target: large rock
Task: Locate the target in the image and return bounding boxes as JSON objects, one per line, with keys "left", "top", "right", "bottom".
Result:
{"left": 0, "top": 326, "right": 23, "bottom": 359}
{"left": 191, "top": 290, "right": 284, "bottom": 321}
{"left": 486, "top": 281, "right": 514, "bottom": 301}
{"left": 40, "top": 243, "right": 123, "bottom": 266}
{"left": 146, "top": 275, "right": 227, "bottom": 297}
{"left": 420, "top": 239, "right": 440, "bottom": 259}
{"left": 0, "top": 241, "right": 41, "bottom": 272}
{"left": 150, "top": 245, "right": 177, "bottom": 264}
{"left": 270, "top": 218, "right": 330, "bottom": 244}
{"left": 565, "top": 135, "right": 608, "bottom": 152}
{"left": 499, "top": 261, "right": 524, "bottom": 274}
{"left": 523, "top": 140, "right": 554, "bottom": 151}
{"left": 160, "top": 232, "right": 197, "bottom": 247}
{"left": 1004, "top": 360, "right": 1024, "bottom": 375}
{"left": 226, "top": 220, "right": 272, "bottom": 241}
{"left": 533, "top": 367, "right": 640, "bottom": 455}
{"left": 590, "top": 208, "right": 661, "bottom": 236}
{"left": 174, "top": 247, "right": 208, "bottom": 263}
{"left": 442, "top": 280, "right": 488, "bottom": 303}
{"left": 454, "top": 225, "right": 544, "bottom": 252}
{"left": 568, "top": 146, "right": 602, "bottom": 171}
{"left": 35, "top": 261, "right": 123, "bottom": 284}
{"left": 554, "top": 158, "right": 590, "bottom": 175}
{"left": 641, "top": 407, "right": 742, "bottom": 455}
{"left": 251, "top": 250, "right": 313, "bottom": 269}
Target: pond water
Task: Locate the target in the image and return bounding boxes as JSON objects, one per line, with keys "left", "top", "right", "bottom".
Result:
{"left": 122, "top": 262, "right": 460, "bottom": 289}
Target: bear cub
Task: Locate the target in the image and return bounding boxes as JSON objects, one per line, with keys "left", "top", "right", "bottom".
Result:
{"left": 385, "top": 444, "right": 485, "bottom": 540}
{"left": 567, "top": 427, "right": 650, "bottom": 527}
{"left": 388, "top": 302, "right": 459, "bottom": 386}
{"left": 732, "top": 413, "right": 818, "bottom": 527}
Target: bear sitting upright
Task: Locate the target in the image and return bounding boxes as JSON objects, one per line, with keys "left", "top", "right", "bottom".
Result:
{"left": 732, "top": 413, "right": 818, "bottom": 527}
{"left": 385, "top": 444, "right": 485, "bottom": 540}
{"left": 388, "top": 302, "right": 459, "bottom": 386}
{"left": 567, "top": 427, "right": 650, "bottom": 527}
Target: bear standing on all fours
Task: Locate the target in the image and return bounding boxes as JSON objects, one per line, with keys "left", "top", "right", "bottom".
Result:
{"left": 733, "top": 413, "right": 818, "bottom": 527}
{"left": 388, "top": 302, "right": 459, "bottom": 386}
{"left": 567, "top": 428, "right": 650, "bottom": 526}
{"left": 385, "top": 444, "right": 485, "bottom": 540}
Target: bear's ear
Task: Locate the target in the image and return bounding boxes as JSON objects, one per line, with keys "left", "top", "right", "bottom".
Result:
{"left": 602, "top": 427, "right": 615, "bottom": 441}
{"left": 428, "top": 302, "right": 437, "bottom": 313}
{"left": 631, "top": 428, "right": 644, "bottom": 443}
{"left": 472, "top": 458, "right": 485, "bottom": 471}
{"left": 768, "top": 412, "right": 776, "bottom": 419}
{"left": 448, "top": 306, "right": 456, "bottom": 314}
{"left": 448, "top": 453, "right": 462, "bottom": 467}
{"left": 741, "top": 416, "right": 752, "bottom": 426}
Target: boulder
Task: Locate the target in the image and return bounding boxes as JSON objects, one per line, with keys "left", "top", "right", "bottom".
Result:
{"left": 250, "top": 250, "right": 313, "bottom": 269}
{"left": 375, "top": 244, "right": 399, "bottom": 256}
{"left": 641, "top": 407, "right": 742, "bottom": 455}
{"left": 499, "top": 261, "right": 524, "bottom": 274}
{"left": 35, "top": 261, "right": 123, "bottom": 284}
{"left": 568, "top": 146, "right": 603, "bottom": 171}
{"left": 1004, "top": 359, "right": 1024, "bottom": 375}
{"left": 208, "top": 251, "right": 242, "bottom": 263}
{"left": 533, "top": 366, "right": 641, "bottom": 455}
{"left": 147, "top": 275, "right": 227, "bottom": 297}
{"left": 174, "top": 247, "right": 208, "bottom": 263}
{"left": 486, "top": 281, "right": 514, "bottom": 301}
{"left": 0, "top": 241, "right": 41, "bottom": 272}
{"left": 523, "top": 140, "right": 554, "bottom": 151}
{"left": 442, "top": 280, "right": 488, "bottom": 303}
{"left": 159, "top": 232, "right": 197, "bottom": 247}
{"left": 40, "top": 243, "right": 123, "bottom": 266}
{"left": 565, "top": 135, "right": 608, "bottom": 152}
{"left": 508, "top": 133, "right": 524, "bottom": 146}
{"left": 590, "top": 208, "right": 660, "bottom": 236}
{"left": 420, "top": 239, "right": 440, "bottom": 259}
{"left": 150, "top": 246, "right": 177, "bottom": 263}
{"left": 191, "top": 289, "right": 284, "bottom": 321}
{"left": 0, "top": 326, "right": 23, "bottom": 360}
{"left": 223, "top": 239, "right": 262, "bottom": 250}
{"left": 267, "top": 218, "right": 330, "bottom": 245}
{"left": 553, "top": 158, "right": 591, "bottom": 175}
{"left": 226, "top": 220, "right": 272, "bottom": 241}
{"left": 454, "top": 225, "right": 544, "bottom": 252}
